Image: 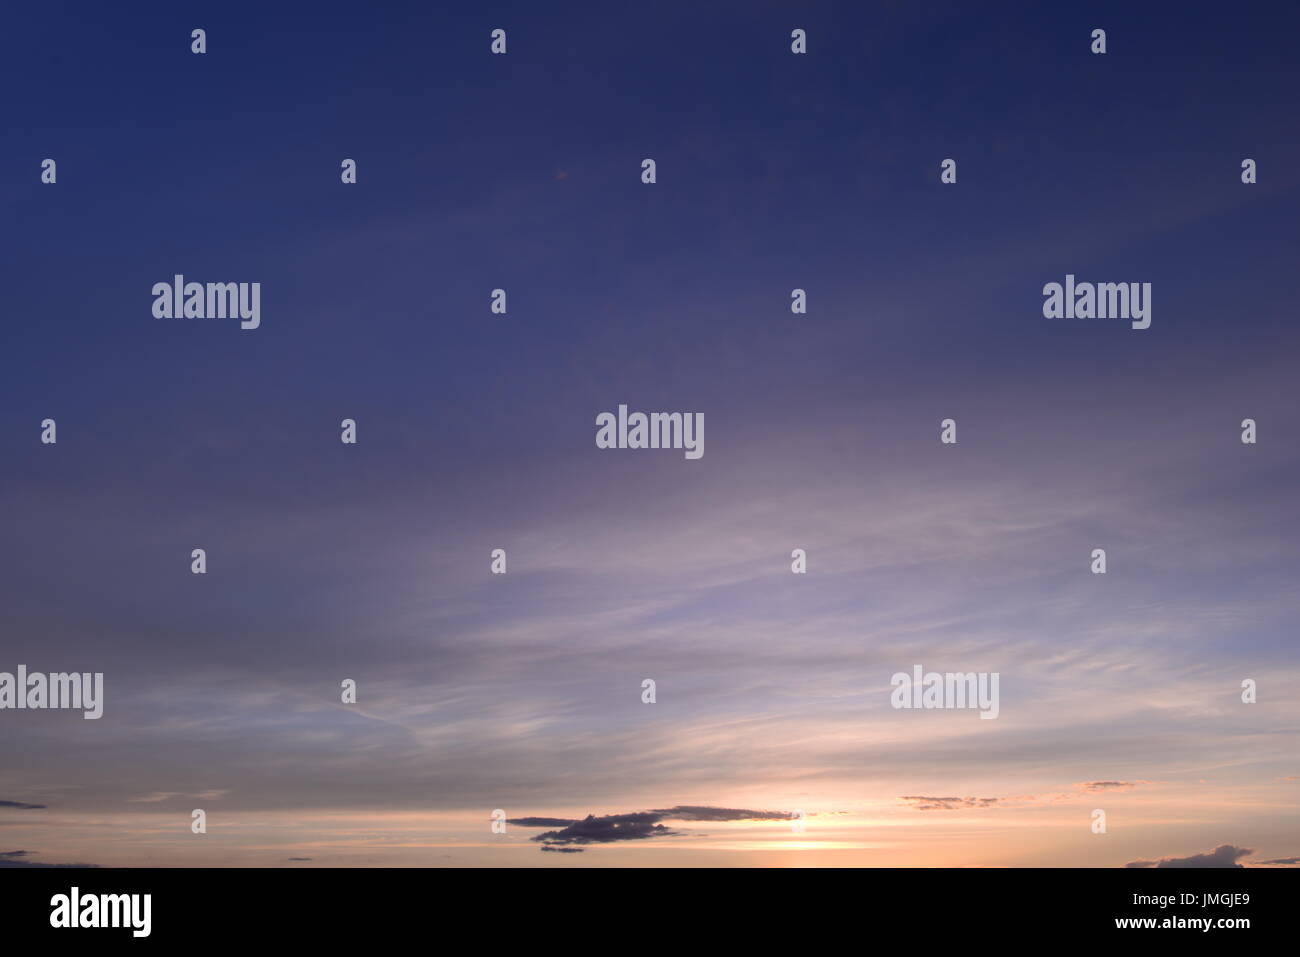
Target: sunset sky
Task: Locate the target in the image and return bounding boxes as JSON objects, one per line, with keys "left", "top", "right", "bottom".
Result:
{"left": 2, "top": 1, "right": 1298, "bottom": 868}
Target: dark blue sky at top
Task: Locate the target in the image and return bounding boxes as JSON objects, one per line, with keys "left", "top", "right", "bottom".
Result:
{"left": 6, "top": 0, "right": 1298, "bottom": 435}
{"left": 3, "top": 0, "right": 1296, "bottom": 639}
{"left": 3, "top": 0, "right": 1297, "bottom": 591}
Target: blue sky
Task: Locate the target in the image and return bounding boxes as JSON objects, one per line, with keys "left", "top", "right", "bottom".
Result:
{"left": 1, "top": 1, "right": 1297, "bottom": 866}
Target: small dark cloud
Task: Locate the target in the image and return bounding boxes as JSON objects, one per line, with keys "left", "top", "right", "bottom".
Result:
{"left": 0, "top": 849, "right": 97, "bottom": 868}
{"left": 1126, "top": 845, "right": 1254, "bottom": 868}
{"left": 287, "top": 857, "right": 313, "bottom": 862}
{"left": 0, "top": 858, "right": 97, "bottom": 868}
{"left": 900, "top": 796, "right": 1000, "bottom": 811}
{"left": 0, "top": 800, "right": 46, "bottom": 810}
{"left": 1078, "top": 781, "right": 1141, "bottom": 792}
{"left": 540, "top": 845, "right": 584, "bottom": 853}
{"left": 1257, "top": 856, "right": 1300, "bottom": 866}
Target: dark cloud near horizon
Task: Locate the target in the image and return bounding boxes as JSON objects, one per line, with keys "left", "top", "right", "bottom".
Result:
{"left": 0, "top": 849, "right": 98, "bottom": 869}
{"left": 531, "top": 812, "right": 681, "bottom": 847}
{"left": 287, "top": 857, "right": 313, "bottom": 862}
{"left": 1126, "top": 845, "right": 1254, "bottom": 868}
{"left": 512, "top": 805, "right": 791, "bottom": 849}
{"left": 0, "top": 856, "right": 98, "bottom": 869}
{"left": 0, "top": 800, "right": 46, "bottom": 810}
{"left": 1256, "top": 856, "right": 1300, "bottom": 866}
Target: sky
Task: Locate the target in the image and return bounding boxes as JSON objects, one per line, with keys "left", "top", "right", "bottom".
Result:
{"left": 1, "top": 0, "right": 1298, "bottom": 868}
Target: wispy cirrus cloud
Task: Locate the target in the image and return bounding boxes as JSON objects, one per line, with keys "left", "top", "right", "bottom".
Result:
{"left": 900, "top": 796, "right": 1002, "bottom": 811}
{"left": 900, "top": 782, "right": 1155, "bottom": 811}
{"left": 126, "top": 789, "right": 230, "bottom": 804}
